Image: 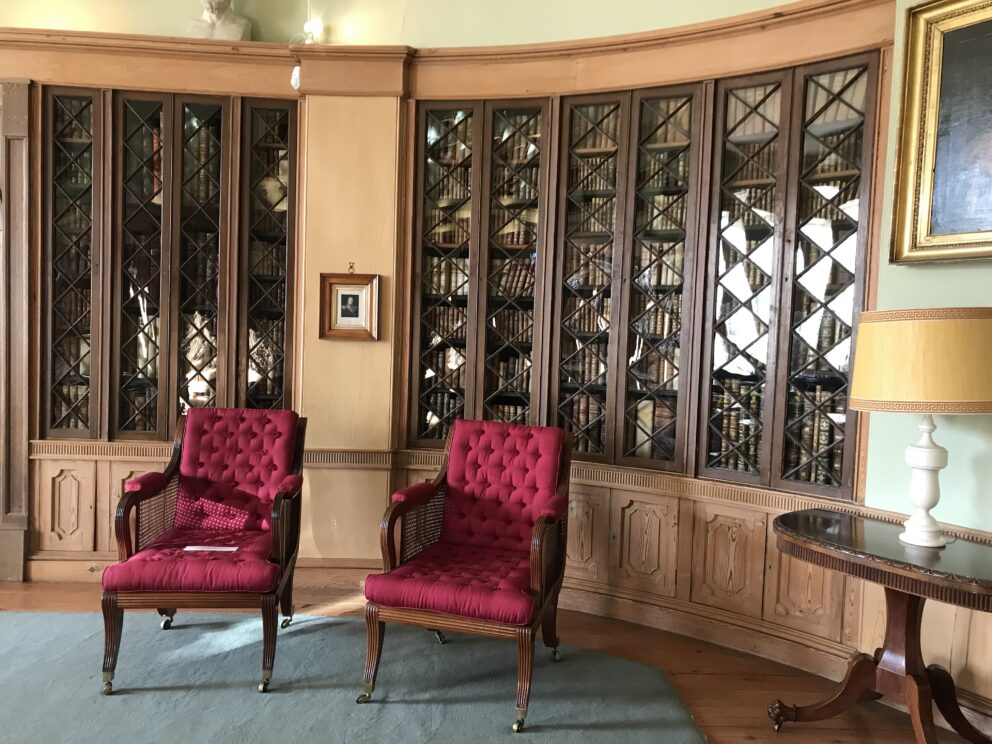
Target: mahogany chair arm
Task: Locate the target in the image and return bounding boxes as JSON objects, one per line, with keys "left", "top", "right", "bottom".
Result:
{"left": 529, "top": 514, "right": 567, "bottom": 602}
{"left": 114, "top": 464, "right": 179, "bottom": 562}
{"left": 269, "top": 475, "right": 304, "bottom": 570}
{"left": 380, "top": 468, "right": 449, "bottom": 572}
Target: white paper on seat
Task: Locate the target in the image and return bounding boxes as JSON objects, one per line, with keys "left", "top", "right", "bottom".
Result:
{"left": 182, "top": 546, "right": 239, "bottom": 552}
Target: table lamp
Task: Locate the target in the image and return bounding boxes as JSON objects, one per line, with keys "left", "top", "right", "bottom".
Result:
{"left": 848, "top": 308, "right": 992, "bottom": 548}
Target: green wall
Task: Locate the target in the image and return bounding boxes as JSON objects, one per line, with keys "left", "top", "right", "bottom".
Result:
{"left": 863, "top": 0, "right": 992, "bottom": 532}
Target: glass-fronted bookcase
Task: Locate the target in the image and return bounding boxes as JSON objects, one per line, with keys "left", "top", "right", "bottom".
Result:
{"left": 43, "top": 87, "right": 296, "bottom": 440}
{"left": 407, "top": 52, "right": 877, "bottom": 501}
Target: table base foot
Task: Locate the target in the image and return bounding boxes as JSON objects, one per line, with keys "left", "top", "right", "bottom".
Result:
{"left": 768, "top": 652, "right": 877, "bottom": 732}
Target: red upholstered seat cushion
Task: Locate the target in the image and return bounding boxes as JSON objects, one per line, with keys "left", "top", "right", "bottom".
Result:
{"left": 442, "top": 419, "right": 565, "bottom": 552}
{"left": 178, "top": 408, "right": 300, "bottom": 531}
{"left": 364, "top": 541, "right": 534, "bottom": 625}
{"left": 102, "top": 528, "right": 277, "bottom": 593}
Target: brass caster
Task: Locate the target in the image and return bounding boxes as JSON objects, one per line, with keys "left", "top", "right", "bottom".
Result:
{"left": 258, "top": 680, "right": 270, "bottom": 693}
{"left": 281, "top": 617, "right": 292, "bottom": 630}
{"left": 434, "top": 630, "right": 448, "bottom": 645}
{"left": 356, "top": 693, "right": 372, "bottom": 704}
{"left": 772, "top": 721, "right": 782, "bottom": 733}
{"left": 512, "top": 719, "right": 525, "bottom": 733}
{"left": 160, "top": 617, "right": 173, "bottom": 630}
{"left": 102, "top": 681, "right": 113, "bottom": 696}
{"left": 551, "top": 648, "right": 561, "bottom": 663}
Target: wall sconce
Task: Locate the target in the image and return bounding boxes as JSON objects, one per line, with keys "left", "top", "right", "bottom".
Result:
{"left": 302, "top": 18, "right": 325, "bottom": 44}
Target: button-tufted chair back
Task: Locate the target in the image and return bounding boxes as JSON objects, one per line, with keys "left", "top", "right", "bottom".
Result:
{"left": 178, "top": 408, "right": 301, "bottom": 531}
{"left": 441, "top": 419, "right": 566, "bottom": 552}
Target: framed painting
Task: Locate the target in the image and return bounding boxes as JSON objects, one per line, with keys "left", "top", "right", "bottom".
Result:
{"left": 319, "top": 273, "right": 380, "bottom": 340}
{"left": 893, "top": 0, "right": 992, "bottom": 262}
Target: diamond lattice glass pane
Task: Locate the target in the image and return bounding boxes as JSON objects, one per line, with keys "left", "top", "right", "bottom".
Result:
{"left": 49, "top": 94, "right": 95, "bottom": 431}
{"left": 417, "top": 109, "right": 473, "bottom": 440}
{"left": 705, "top": 83, "right": 782, "bottom": 473}
{"left": 483, "top": 107, "right": 543, "bottom": 425}
{"left": 246, "top": 107, "right": 291, "bottom": 410}
{"left": 782, "top": 66, "right": 868, "bottom": 487}
{"left": 119, "top": 99, "right": 164, "bottom": 432}
{"left": 557, "top": 101, "right": 622, "bottom": 455}
{"left": 622, "top": 95, "right": 693, "bottom": 462}
{"left": 177, "top": 103, "right": 223, "bottom": 413}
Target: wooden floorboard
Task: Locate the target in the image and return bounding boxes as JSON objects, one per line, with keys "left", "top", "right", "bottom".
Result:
{"left": 0, "top": 581, "right": 966, "bottom": 743}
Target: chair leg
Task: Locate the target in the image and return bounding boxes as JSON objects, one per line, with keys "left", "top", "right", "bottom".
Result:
{"left": 259, "top": 594, "right": 278, "bottom": 693}
{"left": 513, "top": 627, "right": 534, "bottom": 733}
{"left": 157, "top": 608, "right": 176, "bottom": 630}
{"left": 542, "top": 592, "right": 561, "bottom": 662}
{"left": 101, "top": 593, "right": 123, "bottom": 695}
{"left": 357, "top": 604, "right": 384, "bottom": 704}
{"left": 280, "top": 575, "right": 295, "bottom": 629}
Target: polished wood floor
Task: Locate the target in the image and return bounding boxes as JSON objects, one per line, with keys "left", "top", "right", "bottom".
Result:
{"left": 0, "top": 580, "right": 966, "bottom": 743}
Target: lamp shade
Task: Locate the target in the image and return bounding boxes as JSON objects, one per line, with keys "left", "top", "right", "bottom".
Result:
{"left": 848, "top": 308, "right": 992, "bottom": 413}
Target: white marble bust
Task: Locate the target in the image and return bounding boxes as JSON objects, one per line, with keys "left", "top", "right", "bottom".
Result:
{"left": 187, "top": 0, "right": 251, "bottom": 41}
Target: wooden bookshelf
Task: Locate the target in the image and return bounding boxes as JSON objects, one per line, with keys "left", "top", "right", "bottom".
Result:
{"left": 407, "top": 53, "right": 877, "bottom": 500}
{"left": 42, "top": 88, "right": 296, "bottom": 440}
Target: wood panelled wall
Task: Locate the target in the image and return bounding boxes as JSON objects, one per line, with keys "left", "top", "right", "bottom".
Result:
{"left": 4, "top": 0, "right": 992, "bottom": 734}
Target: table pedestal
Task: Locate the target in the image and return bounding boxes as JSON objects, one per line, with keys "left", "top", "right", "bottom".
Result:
{"left": 768, "top": 588, "right": 990, "bottom": 744}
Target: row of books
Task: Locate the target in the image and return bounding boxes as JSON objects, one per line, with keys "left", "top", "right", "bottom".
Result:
{"left": 640, "top": 192, "right": 687, "bottom": 231}
{"left": 638, "top": 154, "right": 689, "bottom": 191}
{"left": 424, "top": 392, "right": 462, "bottom": 429}
{"left": 424, "top": 349, "right": 467, "bottom": 390}
{"left": 489, "top": 307, "right": 532, "bottom": 341}
{"left": 185, "top": 121, "right": 221, "bottom": 205}
{"left": 54, "top": 335, "right": 92, "bottom": 377}
{"left": 125, "top": 126, "right": 163, "bottom": 203}
{"left": 630, "top": 349, "right": 681, "bottom": 390}
{"left": 570, "top": 195, "right": 616, "bottom": 233}
{"left": 564, "top": 253, "right": 612, "bottom": 288}
{"left": 120, "top": 387, "right": 156, "bottom": 431}
{"left": 51, "top": 384, "right": 90, "bottom": 429}
{"left": 574, "top": 107, "right": 620, "bottom": 149}
{"left": 488, "top": 404, "right": 528, "bottom": 423}
{"left": 564, "top": 297, "right": 611, "bottom": 334}
{"left": 495, "top": 121, "right": 540, "bottom": 163}
{"left": 631, "top": 294, "right": 682, "bottom": 339}
{"left": 425, "top": 256, "right": 469, "bottom": 296}
{"left": 490, "top": 257, "right": 535, "bottom": 296}
{"left": 563, "top": 344, "right": 608, "bottom": 383}
{"left": 784, "top": 386, "right": 846, "bottom": 484}
{"left": 710, "top": 377, "right": 763, "bottom": 472}
{"left": 54, "top": 285, "right": 90, "bottom": 322}
{"left": 562, "top": 393, "right": 606, "bottom": 454}
{"left": 492, "top": 215, "right": 537, "bottom": 249}
{"left": 426, "top": 209, "right": 471, "bottom": 247}
{"left": 570, "top": 159, "right": 617, "bottom": 194}
{"left": 428, "top": 170, "right": 471, "bottom": 201}
{"left": 55, "top": 202, "right": 92, "bottom": 237}
{"left": 55, "top": 154, "right": 92, "bottom": 187}
{"left": 249, "top": 241, "right": 286, "bottom": 280}
{"left": 792, "top": 298, "right": 849, "bottom": 369}
{"left": 724, "top": 143, "right": 777, "bottom": 185}
{"left": 428, "top": 116, "right": 473, "bottom": 164}
{"left": 633, "top": 243, "right": 685, "bottom": 287}
{"left": 488, "top": 355, "right": 531, "bottom": 393}
{"left": 425, "top": 306, "right": 466, "bottom": 339}
{"left": 628, "top": 398, "right": 676, "bottom": 459}
{"left": 492, "top": 164, "right": 538, "bottom": 199}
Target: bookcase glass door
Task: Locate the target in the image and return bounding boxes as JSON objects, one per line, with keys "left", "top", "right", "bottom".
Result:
{"left": 416, "top": 108, "right": 474, "bottom": 441}
{"left": 705, "top": 81, "right": 783, "bottom": 475}
{"left": 621, "top": 93, "right": 694, "bottom": 464}
{"left": 177, "top": 102, "right": 223, "bottom": 413}
{"left": 481, "top": 106, "right": 543, "bottom": 424}
{"left": 244, "top": 105, "right": 291, "bottom": 410}
{"left": 556, "top": 100, "right": 624, "bottom": 456}
{"left": 781, "top": 65, "right": 869, "bottom": 488}
{"left": 118, "top": 99, "right": 164, "bottom": 433}
{"left": 49, "top": 93, "right": 96, "bottom": 433}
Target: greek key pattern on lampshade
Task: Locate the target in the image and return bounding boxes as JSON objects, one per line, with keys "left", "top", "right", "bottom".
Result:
{"left": 848, "top": 307, "right": 992, "bottom": 413}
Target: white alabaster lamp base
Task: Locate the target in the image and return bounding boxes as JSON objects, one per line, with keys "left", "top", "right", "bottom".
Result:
{"left": 900, "top": 413, "right": 947, "bottom": 548}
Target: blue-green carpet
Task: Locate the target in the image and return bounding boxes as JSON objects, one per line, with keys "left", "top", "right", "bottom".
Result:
{"left": 0, "top": 611, "right": 705, "bottom": 743}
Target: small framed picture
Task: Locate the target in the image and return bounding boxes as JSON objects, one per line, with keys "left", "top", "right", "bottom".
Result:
{"left": 319, "top": 273, "right": 380, "bottom": 341}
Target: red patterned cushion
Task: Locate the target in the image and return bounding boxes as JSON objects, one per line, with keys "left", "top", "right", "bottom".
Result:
{"left": 174, "top": 490, "right": 257, "bottom": 531}
{"left": 178, "top": 408, "right": 300, "bottom": 532}
{"left": 102, "top": 527, "right": 277, "bottom": 593}
{"left": 441, "top": 420, "right": 565, "bottom": 552}
{"left": 364, "top": 541, "right": 534, "bottom": 625}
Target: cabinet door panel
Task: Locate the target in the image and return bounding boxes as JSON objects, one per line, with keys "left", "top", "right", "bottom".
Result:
{"left": 690, "top": 501, "right": 767, "bottom": 618}
{"left": 36, "top": 460, "right": 97, "bottom": 552}
{"left": 610, "top": 490, "right": 678, "bottom": 598}
{"left": 564, "top": 485, "right": 609, "bottom": 584}
{"left": 763, "top": 520, "right": 843, "bottom": 639}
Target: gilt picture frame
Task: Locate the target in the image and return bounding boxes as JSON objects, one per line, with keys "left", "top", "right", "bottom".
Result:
{"left": 319, "top": 273, "right": 380, "bottom": 340}
{"left": 893, "top": 0, "right": 992, "bottom": 262}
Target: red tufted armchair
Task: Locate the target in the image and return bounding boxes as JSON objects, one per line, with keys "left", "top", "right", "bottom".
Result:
{"left": 357, "top": 419, "right": 572, "bottom": 732}
{"left": 100, "top": 408, "right": 307, "bottom": 695}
